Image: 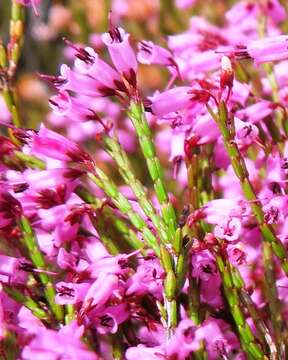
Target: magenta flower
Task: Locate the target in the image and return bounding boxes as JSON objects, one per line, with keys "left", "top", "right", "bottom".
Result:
{"left": 102, "top": 27, "right": 137, "bottom": 85}
{"left": 55, "top": 282, "right": 90, "bottom": 305}
{"left": 83, "top": 272, "right": 118, "bottom": 308}
{"left": 148, "top": 87, "right": 192, "bottom": 116}
{"left": 137, "top": 40, "right": 176, "bottom": 68}
{"left": 0, "top": 255, "right": 27, "bottom": 284}
{"left": 126, "top": 345, "right": 164, "bottom": 360}
{"left": 231, "top": 35, "right": 288, "bottom": 64}
{"left": 214, "top": 217, "right": 242, "bottom": 242}
{"left": 22, "top": 324, "right": 98, "bottom": 360}
{"left": 29, "top": 126, "right": 92, "bottom": 164}
{"left": 73, "top": 47, "right": 123, "bottom": 91}
{"left": 165, "top": 319, "right": 200, "bottom": 358}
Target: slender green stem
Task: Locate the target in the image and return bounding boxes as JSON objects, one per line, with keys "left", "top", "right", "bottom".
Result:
{"left": 226, "top": 260, "right": 276, "bottom": 355}
{"left": 239, "top": 289, "right": 277, "bottom": 358}
{"left": 112, "top": 332, "right": 124, "bottom": 360}
{"left": 14, "top": 151, "right": 46, "bottom": 170}
{"left": 76, "top": 185, "right": 144, "bottom": 252}
{"left": 215, "top": 254, "right": 265, "bottom": 359}
{"left": 102, "top": 134, "right": 170, "bottom": 244}
{"left": 88, "top": 170, "right": 160, "bottom": 255}
{"left": 187, "top": 272, "right": 201, "bottom": 325}
{"left": 127, "top": 101, "right": 177, "bottom": 242}
{"left": 3, "top": 284, "right": 48, "bottom": 321}
{"left": 2, "top": 86, "right": 21, "bottom": 127}
{"left": 0, "top": 1, "right": 25, "bottom": 128}
{"left": 263, "top": 242, "right": 284, "bottom": 354}
{"left": 19, "top": 216, "right": 64, "bottom": 321}
{"left": 214, "top": 101, "right": 288, "bottom": 275}
{"left": 64, "top": 304, "right": 75, "bottom": 325}
{"left": 9, "top": 1, "right": 25, "bottom": 77}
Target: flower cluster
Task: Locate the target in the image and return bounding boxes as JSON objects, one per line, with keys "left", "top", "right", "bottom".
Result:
{"left": 1, "top": 0, "right": 288, "bottom": 359}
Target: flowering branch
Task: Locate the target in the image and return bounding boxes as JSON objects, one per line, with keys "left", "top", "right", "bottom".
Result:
{"left": 214, "top": 101, "right": 288, "bottom": 275}
{"left": 128, "top": 101, "right": 177, "bottom": 242}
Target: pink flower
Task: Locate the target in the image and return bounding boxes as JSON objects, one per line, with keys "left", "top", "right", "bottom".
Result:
{"left": 102, "top": 27, "right": 137, "bottom": 85}
{"left": 165, "top": 319, "right": 200, "bottom": 358}
{"left": 126, "top": 345, "right": 164, "bottom": 360}
{"left": 232, "top": 36, "right": 288, "bottom": 64}
{"left": 29, "top": 126, "right": 92, "bottom": 164}
{"left": 189, "top": 199, "right": 248, "bottom": 225}
{"left": 73, "top": 47, "right": 123, "bottom": 91}
{"left": 83, "top": 272, "right": 118, "bottom": 308}
{"left": 196, "top": 319, "right": 241, "bottom": 359}
{"left": 137, "top": 40, "right": 176, "bottom": 67}
{"left": 55, "top": 282, "right": 90, "bottom": 305}
{"left": 148, "top": 87, "right": 192, "bottom": 116}
{"left": 175, "top": 0, "right": 197, "bottom": 10}
{"left": 263, "top": 195, "right": 288, "bottom": 224}
{"left": 191, "top": 250, "right": 217, "bottom": 281}
{"left": 214, "top": 217, "right": 242, "bottom": 242}
{"left": 22, "top": 324, "right": 98, "bottom": 360}
{"left": 95, "top": 303, "right": 129, "bottom": 334}
{"left": 0, "top": 255, "right": 27, "bottom": 284}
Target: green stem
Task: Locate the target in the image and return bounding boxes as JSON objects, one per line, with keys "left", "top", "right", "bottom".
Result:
{"left": 88, "top": 170, "right": 160, "bottom": 255}
{"left": 64, "top": 304, "right": 75, "bottom": 325}
{"left": 127, "top": 101, "right": 177, "bottom": 242}
{"left": 0, "top": 2, "right": 25, "bottom": 129}
{"left": 102, "top": 134, "right": 170, "bottom": 244}
{"left": 9, "top": 1, "right": 25, "bottom": 76}
{"left": 215, "top": 101, "right": 288, "bottom": 275}
{"left": 76, "top": 186, "right": 144, "bottom": 251}
{"left": 263, "top": 242, "right": 284, "bottom": 354}
{"left": 215, "top": 254, "right": 265, "bottom": 359}
{"left": 14, "top": 151, "right": 46, "bottom": 170}
{"left": 19, "top": 216, "right": 64, "bottom": 321}
{"left": 3, "top": 284, "right": 48, "bottom": 321}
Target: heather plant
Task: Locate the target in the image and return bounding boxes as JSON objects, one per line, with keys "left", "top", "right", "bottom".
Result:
{"left": 1, "top": 0, "right": 288, "bottom": 359}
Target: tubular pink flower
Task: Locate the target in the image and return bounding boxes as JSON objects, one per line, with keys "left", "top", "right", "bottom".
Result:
{"left": 58, "top": 65, "right": 108, "bottom": 97}
{"left": 102, "top": 27, "right": 137, "bottom": 85}
{"left": 96, "top": 304, "right": 129, "bottom": 334}
{"left": 0, "top": 255, "right": 27, "bottom": 284}
{"left": 191, "top": 251, "right": 217, "bottom": 281}
{"left": 189, "top": 199, "right": 248, "bottom": 225}
{"left": 235, "top": 118, "right": 259, "bottom": 148}
{"left": 165, "top": 319, "right": 200, "bottom": 358}
{"left": 137, "top": 40, "right": 176, "bottom": 67}
{"left": 233, "top": 36, "right": 288, "bottom": 64}
{"left": 55, "top": 282, "right": 90, "bottom": 305}
{"left": 126, "top": 345, "right": 164, "bottom": 360}
{"left": 83, "top": 272, "right": 118, "bottom": 308}
{"left": 22, "top": 326, "right": 99, "bottom": 360}
{"left": 148, "top": 87, "right": 192, "bottom": 116}
{"left": 30, "top": 126, "right": 92, "bottom": 163}
{"left": 73, "top": 47, "right": 123, "bottom": 90}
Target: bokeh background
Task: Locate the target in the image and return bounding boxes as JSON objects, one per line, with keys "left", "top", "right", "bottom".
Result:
{"left": 0, "top": 0, "right": 249, "bottom": 129}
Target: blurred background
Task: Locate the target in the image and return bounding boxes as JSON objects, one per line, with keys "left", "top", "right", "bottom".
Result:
{"left": 0, "top": 0, "right": 244, "bottom": 128}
